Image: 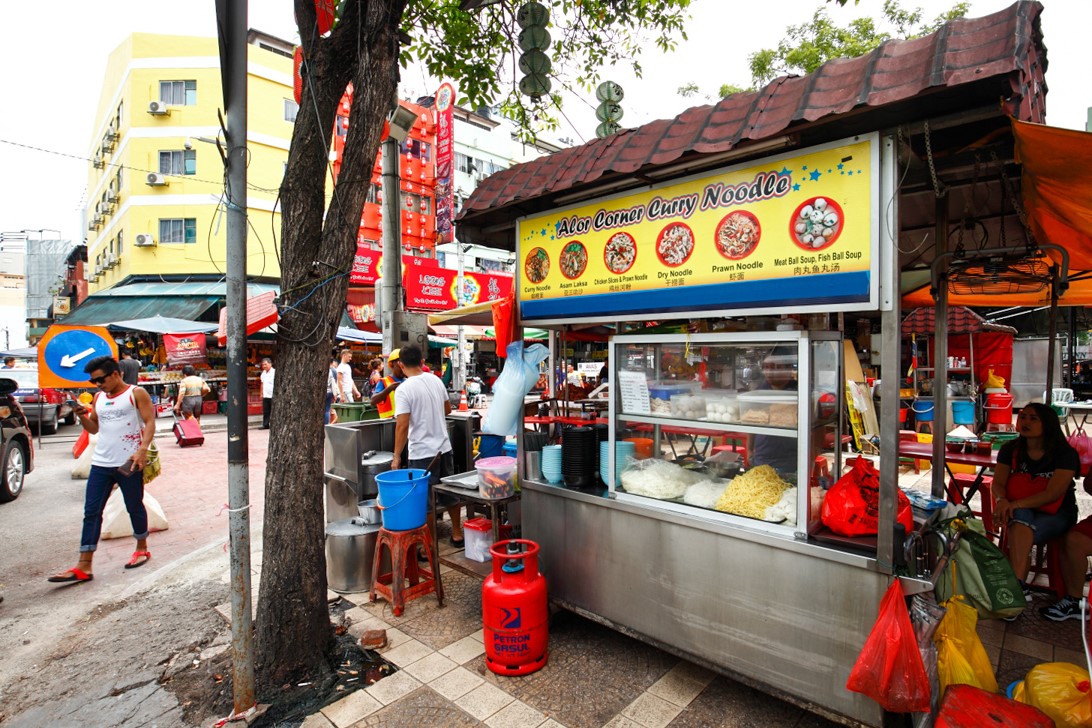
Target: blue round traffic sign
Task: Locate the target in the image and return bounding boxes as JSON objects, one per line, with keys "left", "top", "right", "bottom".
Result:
{"left": 41, "top": 328, "right": 117, "bottom": 386}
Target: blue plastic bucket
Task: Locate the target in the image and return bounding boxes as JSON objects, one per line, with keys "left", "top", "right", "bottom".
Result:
{"left": 952, "top": 400, "right": 975, "bottom": 425}
{"left": 912, "top": 399, "right": 935, "bottom": 422}
{"left": 375, "top": 469, "right": 429, "bottom": 531}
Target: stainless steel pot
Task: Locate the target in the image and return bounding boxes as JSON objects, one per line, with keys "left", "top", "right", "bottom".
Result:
{"left": 357, "top": 498, "right": 381, "bottom": 525}
{"left": 325, "top": 517, "right": 382, "bottom": 593}
{"left": 947, "top": 382, "right": 969, "bottom": 397}
{"left": 360, "top": 450, "right": 394, "bottom": 497}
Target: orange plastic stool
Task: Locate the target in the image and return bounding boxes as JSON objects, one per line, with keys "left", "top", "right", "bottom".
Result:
{"left": 998, "top": 530, "right": 1066, "bottom": 598}
{"left": 949, "top": 473, "right": 996, "bottom": 535}
{"left": 370, "top": 524, "right": 443, "bottom": 616}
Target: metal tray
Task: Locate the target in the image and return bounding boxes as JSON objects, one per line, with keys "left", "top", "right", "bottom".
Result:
{"left": 440, "top": 471, "right": 480, "bottom": 490}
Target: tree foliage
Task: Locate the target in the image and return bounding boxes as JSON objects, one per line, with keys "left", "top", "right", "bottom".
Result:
{"left": 255, "top": 0, "right": 692, "bottom": 695}
{"left": 749, "top": 0, "right": 970, "bottom": 86}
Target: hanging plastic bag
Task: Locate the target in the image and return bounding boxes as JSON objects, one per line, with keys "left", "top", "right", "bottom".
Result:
{"left": 1020, "top": 662, "right": 1092, "bottom": 728}
{"left": 986, "top": 368, "right": 1006, "bottom": 389}
{"left": 491, "top": 297, "right": 516, "bottom": 357}
{"left": 846, "top": 579, "right": 931, "bottom": 713}
{"left": 935, "top": 514, "right": 1025, "bottom": 620}
{"left": 909, "top": 595, "right": 946, "bottom": 714}
{"left": 1067, "top": 430, "right": 1092, "bottom": 475}
{"left": 820, "top": 456, "right": 913, "bottom": 537}
{"left": 482, "top": 341, "right": 549, "bottom": 436}
{"left": 934, "top": 594, "right": 998, "bottom": 695}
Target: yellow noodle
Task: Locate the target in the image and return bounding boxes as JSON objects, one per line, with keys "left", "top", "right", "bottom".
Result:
{"left": 714, "top": 465, "right": 790, "bottom": 519}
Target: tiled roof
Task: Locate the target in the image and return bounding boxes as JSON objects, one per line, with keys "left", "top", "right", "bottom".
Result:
{"left": 902, "top": 305, "right": 1018, "bottom": 335}
{"left": 459, "top": 0, "right": 1045, "bottom": 224}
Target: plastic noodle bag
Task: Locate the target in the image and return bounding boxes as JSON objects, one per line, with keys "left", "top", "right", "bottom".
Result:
{"left": 910, "top": 595, "right": 946, "bottom": 714}
{"left": 934, "top": 595, "right": 998, "bottom": 695}
{"left": 986, "top": 368, "right": 1006, "bottom": 389}
{"left": 482, "top": 342, "right": 549, "bottom": 436}
{"left": 821, "top": 456, "right": 913, "bottom": 537}
{"left": 846, "top": 579, "right": 931, "bottom": 713}
{"left": 1022, "top": 662, "right": 1092, "bottom": 728}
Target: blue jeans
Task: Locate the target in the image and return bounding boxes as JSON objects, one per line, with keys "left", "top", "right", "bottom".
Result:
{"left": 324, "top": 392, "right": 334, "bottom": 424}
{"left": 81, "top": 464, "right": 148, "bottom": 552}
{"left": 1010, "top": 502, "right": 1078, "bottom": 544}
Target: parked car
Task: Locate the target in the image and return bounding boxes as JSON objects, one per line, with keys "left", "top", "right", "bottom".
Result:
{"left": 1072, "top": 361, "right": 1092, "bottom": 401}
{"left": 5, "top": 368, "right": 75, "bottom": 434}
{"left": 0, "top": 377, "right": 34, "bottom": 502}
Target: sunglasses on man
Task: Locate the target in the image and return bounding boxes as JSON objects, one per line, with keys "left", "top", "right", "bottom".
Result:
{"left": 89, "top": 373, "right": 113, "bottom": 385}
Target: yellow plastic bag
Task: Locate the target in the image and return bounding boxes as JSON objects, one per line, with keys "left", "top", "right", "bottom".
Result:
{"left": 986, "top": 368, "right": 1006, "bottom": 389}
{"left": 1023, "top": 662, "right": 1092, "bottom": 728}
{"left": 934, "top": 595, "right": 998, "bottom": 694}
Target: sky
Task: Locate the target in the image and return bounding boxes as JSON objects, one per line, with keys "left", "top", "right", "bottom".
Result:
{"left": 0, "top": 0, "right": 1083, "bottom": 251}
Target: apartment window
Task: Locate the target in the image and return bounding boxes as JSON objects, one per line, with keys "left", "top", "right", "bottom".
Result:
{"left": 365, "top": 184, "right": 380, "bottom": 204}
{"left": 400, "top": 139, "right": 431, "bottom": 162}
{"left": 160, "top": 80, "right": 196, "bottom": 106}
{"left": 159, "top": 218, "right": 197, "bottom": 244}
{"left": 284, "top": 99, "right": 299, "bottom": 123}
{"left": 455, "top": 152, "right": 471, "bottom": 175}
{"left": 115, "top": 101, "right": 123, "bottom": 129}
{"left": 335, "top": 115, "right": 348, "bottom": 137}
{"left": 114, "top": 168, "right": 123, "bottom": 191}
{"left": 117, "top": 230, "right": 124, "bottom": 255}
{"left": 159, "top": 150, "right": 196, "bottom": 176}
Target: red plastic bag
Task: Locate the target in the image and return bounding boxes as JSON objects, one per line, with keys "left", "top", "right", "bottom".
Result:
{"left": 821, "top": 457, "right": 913, "bottom": 537}
{"left": 491, "top": 296, "right": 516, "bottom": 358}
{"left": 846, "top": 579, "right": 931, "bottom": 713}
{"left": 1067, "top": 430, "right": 1092, "bottom": 475}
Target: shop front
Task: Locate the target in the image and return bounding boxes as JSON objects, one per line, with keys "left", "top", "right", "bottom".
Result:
{"left": 454, "top": 4, "right": 1058, "bottom": 723}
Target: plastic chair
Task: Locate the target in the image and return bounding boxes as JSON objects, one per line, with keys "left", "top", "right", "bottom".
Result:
{"left": 899, "top": 430, "right": 919, "bottom": 474}
{"left": 1045, "top": 388, "right": 1074, "bottom": 433}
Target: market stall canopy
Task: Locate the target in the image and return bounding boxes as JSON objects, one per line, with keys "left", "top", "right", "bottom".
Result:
{"left": 336, "top": 327, "right": 382, "bottom": 345}
{"left": 431, "top": 324, "right": 490, "bottom": 339}
{"left": 108, "top": 316, "right": 220, "bottom": 335}
{"left": 455, "top": 1, "right": 1045, "bottom": 251}
{"left": 216, "top": 291, "right": 279, "bottom": 345}
{"left": 61, "top": 281, "right": 280, "bottom": 326}
{"left": 901, "top": 307, "right": 1017, "bottom": 336}
{"left": 427, "top": 300, "right": 497, "bottom": 327}
{"left": 0, "top": 347, "right": 37, "bottom": 359}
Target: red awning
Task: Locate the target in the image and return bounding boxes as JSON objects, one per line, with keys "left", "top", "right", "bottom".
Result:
{"left": 216, "top": 291, "right": 279, "bottom": 345}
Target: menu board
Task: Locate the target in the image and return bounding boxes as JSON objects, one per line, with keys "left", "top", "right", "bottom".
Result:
{"left": 617, "top": 370, "right": 651, "bottom": 415}
{"left": 518, "top": 134, "right": 878, "bottom": 323}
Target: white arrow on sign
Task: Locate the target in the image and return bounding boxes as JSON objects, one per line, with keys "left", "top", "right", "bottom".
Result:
{"left": 60, "top": 347, "right": 97, "bottom": 368}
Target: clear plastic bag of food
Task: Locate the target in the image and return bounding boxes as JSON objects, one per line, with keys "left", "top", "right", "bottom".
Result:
{"left": 619, "top": 458, "right": 700, "bottom": 500}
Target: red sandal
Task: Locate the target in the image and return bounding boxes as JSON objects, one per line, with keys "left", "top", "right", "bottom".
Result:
{"left": 125, "top": 551, "right": 151, "bottom": 569}
{"left": 47, "top": 568, "right": 94, "bottom": 583}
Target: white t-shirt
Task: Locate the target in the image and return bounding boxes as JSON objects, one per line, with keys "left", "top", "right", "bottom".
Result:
{"left": 260, "top": 368, "right": 275, "bottom": 398}
{"left": 394, "top": 372, "right": 452, "bottom": 460}
{"left": 336, "top": 362, "right": 356, "bottom": 402}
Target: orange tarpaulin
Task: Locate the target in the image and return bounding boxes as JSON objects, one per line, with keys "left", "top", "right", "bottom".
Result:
{"left": 903, "top": 119, "right": 1092, "bottom": 308}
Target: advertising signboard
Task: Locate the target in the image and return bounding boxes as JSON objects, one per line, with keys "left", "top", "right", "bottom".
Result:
{"left": 37, "top": 325, "right": 119, "bottom": 388}
{"left": 434, "top": 82, "right": 456, "bottom": 245}
{"left": 163, "top": 332, "right": 209, "bottom": 366}
{"left": 517, "top": 134, "right": 879, "bottom": 323}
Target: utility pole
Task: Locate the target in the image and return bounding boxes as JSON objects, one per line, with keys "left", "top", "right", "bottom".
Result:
{"left": 216, "top": 0, "right": 255, "bottom": 716}
{"left": 380, "top": 135, "right": 404, "bottom": 357}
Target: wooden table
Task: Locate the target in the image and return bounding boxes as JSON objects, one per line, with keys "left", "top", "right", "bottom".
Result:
{"left": 898, "top": 440, "right": 996, "bottom": 504}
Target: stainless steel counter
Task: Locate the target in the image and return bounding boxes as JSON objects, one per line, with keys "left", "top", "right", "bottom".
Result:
{"left": 523, "top": 478, "right": 886, "bottom": 726}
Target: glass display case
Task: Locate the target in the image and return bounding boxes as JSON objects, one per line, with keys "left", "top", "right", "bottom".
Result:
{"left": 606, "top": 331, "right": 843, "bottom": 536}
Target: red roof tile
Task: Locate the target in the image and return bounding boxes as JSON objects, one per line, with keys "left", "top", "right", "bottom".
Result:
{"left": 460, "top": 1, "right": 1045, "bottom": 223}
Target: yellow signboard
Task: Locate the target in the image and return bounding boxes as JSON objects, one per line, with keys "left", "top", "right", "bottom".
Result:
{"left": 518, "top": 134, "right": 878, "bottom": 322}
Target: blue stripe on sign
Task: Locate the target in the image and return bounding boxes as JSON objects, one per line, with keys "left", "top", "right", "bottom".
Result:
{"left": 521, "top": 271, "right": 870, "bottom": 320}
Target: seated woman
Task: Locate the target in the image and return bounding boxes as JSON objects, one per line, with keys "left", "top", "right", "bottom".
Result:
{"left": 992, "top": 402, "right": 1080, "bottom": 608}
{"left": 1041, "top": 471, "right": 1092, "bottom": 621}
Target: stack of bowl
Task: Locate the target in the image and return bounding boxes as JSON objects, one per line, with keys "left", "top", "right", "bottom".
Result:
{"left": 599, "top": 440, "right": 636, "bottom": 486}
{"left": 562, "top": 426, "right": 597, "bottom": 489}
{"left": 540, "top": 445, "right": 563, "bottom": 484}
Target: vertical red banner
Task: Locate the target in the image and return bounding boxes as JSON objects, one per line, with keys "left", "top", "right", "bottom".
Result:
{"left": 434, "top": 82, "right": 456, "bottom": 245}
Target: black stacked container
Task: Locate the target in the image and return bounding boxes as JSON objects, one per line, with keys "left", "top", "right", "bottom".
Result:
{"left": 561, "top": 426, "right": 597, "bottom": 489}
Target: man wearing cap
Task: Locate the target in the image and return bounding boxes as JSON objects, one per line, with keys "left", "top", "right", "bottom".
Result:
{"left": 371, "top": 349, "right": 406, "bottom": 419}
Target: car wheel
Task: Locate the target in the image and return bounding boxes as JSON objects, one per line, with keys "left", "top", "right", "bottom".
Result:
{"left": 63, "top": 408, "right": 76, "bottom": 426}
{"left": 0, "top": 441, "right": 26, "bottom": 502}
{"left": 41, "top": 408, "right": 59, "bottom": 435}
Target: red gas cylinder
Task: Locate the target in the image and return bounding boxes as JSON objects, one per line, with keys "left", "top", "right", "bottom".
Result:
{"left": 482, "top": 539, "right": 548, "bottom": 676}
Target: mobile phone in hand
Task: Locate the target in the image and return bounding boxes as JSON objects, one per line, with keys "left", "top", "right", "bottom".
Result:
{"left": 117, "top": 459, "right": 141, "bottom": 477}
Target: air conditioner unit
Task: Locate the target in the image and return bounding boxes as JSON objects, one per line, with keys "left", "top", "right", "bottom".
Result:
{"left": 92, "top": 154, "right": 104, "bottom": 169}
{"left": 146, "top": 173, "right": 169, "bottom": 186}
{"left": 134, "top": 233, "right": 156, "bottom": 247}
{"left": 147, "top": 100, "right": 170, "bottom": 115}
{"left": 106, "top": 253, "right": 118, "bottom": 268}
{"left": 101, "top": 136, "right": 116, "bottom": 153}
{"left": 89, "top": 272, "right": 100, "bottom": 283}
{"left": 105, "top": 123, "right": 119, "bottom": 141}
{"left": 95, "top": 262, "right": 104, "bottom": 275}
{"left": 106, "top": 191, "right": 119, "bottom": 204}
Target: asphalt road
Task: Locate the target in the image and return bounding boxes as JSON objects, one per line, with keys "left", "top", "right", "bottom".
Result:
{"left": 0, "top": 420, "right": 270, "bottom": 707}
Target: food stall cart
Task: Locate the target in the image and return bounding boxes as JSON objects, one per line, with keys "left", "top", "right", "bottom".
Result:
{"left": 453, "top": 5, "right": 1064, "bottom": 723}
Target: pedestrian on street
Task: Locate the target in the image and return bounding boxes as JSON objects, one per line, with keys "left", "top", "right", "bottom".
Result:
{"left": 174, "top": 365, "right": 210, "bottom": 423}
{"left": 119, "top": 350, "right": 141, "bottom": 386}
{"left": 390, "top": 345, "right": 463, "bottom": 546}
{"left": 260, "top": 357, "right": 275, "bottom": 429}
{"left": 337, "top": 349, "right": 361, "bottom": 403}
{"left": 325, "top": 356, "right": 339, "bottom": 425}
{"left": 1, "top": 356, "right": 14, "bottom": 369}
{"left": 371, "top": 349, "right": 406, "bottom": 420}
{"left": 49, "top": 356, "right": 157, "bottom": 583}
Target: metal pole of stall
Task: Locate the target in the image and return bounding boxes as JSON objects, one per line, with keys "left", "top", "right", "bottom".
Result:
{"left": 931, "top": 195, "right": 950, "bottom": 500}
{"left": 380, "top": 133, "right": 404, "bottom": 357}
{"left": 877, "top": 133, "right": 900, "bottom": 571}
{"left": 216, "top": 0, "right": 255, "bottom": 713}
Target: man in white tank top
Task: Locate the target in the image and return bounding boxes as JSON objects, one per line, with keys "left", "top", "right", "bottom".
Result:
{"left": 48, "top": 356, "right": 157, "bottom": 584}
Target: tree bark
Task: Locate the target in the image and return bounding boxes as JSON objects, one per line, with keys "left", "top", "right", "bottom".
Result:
{"left": 254, "top": 0, "right": 407, "bottom": 693}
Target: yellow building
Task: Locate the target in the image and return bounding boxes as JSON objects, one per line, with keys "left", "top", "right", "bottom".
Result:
{"left": 73, "top": 31, "right": 295, "bottom": 322}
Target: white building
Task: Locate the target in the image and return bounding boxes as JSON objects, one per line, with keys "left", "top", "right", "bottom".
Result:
{"left": 0, "top": 237, "right": 28, "bottom": 349}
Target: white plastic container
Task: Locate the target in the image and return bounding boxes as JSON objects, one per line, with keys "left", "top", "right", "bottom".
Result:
{"left": 463, "top": 517, "right": 493, "bottom": 562}
{"left": 738, "top": 390, "right": 798, "bottom": 427}
{"left": 670, "top": 392, "right": 707, "bottom": 419}
{"left": 475, "top": 456, "right": 517, "bottom": 499}
{"left": 648, "top": 382, "right": 694, "bottom": 415}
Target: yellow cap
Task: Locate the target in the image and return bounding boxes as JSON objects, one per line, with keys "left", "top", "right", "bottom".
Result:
{"left": 388, "top": 349, "right": 401, "bottom": 364}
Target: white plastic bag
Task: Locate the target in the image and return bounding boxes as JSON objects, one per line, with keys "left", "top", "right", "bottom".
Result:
{"left": 101, "top": 488, "right": 169, "bottom": 539}
{"left": 482, "top": 342, "right": 549, "bottom": 436}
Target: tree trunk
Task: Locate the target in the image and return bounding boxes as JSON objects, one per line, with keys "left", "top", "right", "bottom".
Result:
{"left": 254, "top": 0, "right": 406, "bottom": 693}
